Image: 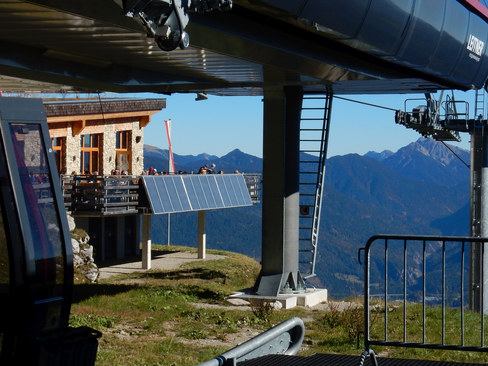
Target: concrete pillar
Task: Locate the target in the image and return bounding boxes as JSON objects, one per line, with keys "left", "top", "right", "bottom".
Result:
{"left": 198, "top": 210, "right": 206, "bottom": 259}
{"left": 254, "top": 71, "right": 305, "bottom": 296}
{"left": 142, "top": 214, "right": 151, "bottom": 270}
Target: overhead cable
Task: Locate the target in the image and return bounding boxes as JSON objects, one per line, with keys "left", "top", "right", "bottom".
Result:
{"left": 334, "top": 96, "right": 398, "bottom": 112}
{"left": 440, "top": 141, "right": 470, "bottom": 169}
{"left": 335, "top": 95, "right": 471, "bottom": 169}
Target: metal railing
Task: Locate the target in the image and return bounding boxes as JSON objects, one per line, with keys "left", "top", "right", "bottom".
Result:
{"left": 61, "top": 175, "right": 140, "bottom": 215}
{"left": 62, "top": 173, "right": 261, "bottom": 215}
{"left": 243, "top": 173, "right": 261, "bottom": 204}
{"left": 358, "top": 235, "right": 488, "bottom": 366}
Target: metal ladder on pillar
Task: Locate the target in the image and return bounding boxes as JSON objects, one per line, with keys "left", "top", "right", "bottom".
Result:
{"left": 298, "top": 93, "right": 332, "bottom": 279}
{"left": 475, "top": 88, "right": 485, "bottom": 119}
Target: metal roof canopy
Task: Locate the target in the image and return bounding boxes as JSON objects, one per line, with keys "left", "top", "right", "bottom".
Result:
{"left": 141, "top": 174, "right": 252, "bottom": 215}
{"left": 0, "top": 0, "right": 485, "bottom": 95}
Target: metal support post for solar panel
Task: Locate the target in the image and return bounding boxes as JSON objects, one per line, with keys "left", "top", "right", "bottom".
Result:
{"left": 142, "top": 214, "right": 152, "bottom": 269}
{"left": 167, "top": 214, "right": 171, "bottom": 246}
{"left": 254, "top": 71, "right": 305, "bottom": 296}
{"left": 198, "top": 210, "right": 206, "bottom": 259}
{"left": 166, "top": 119, "right": 175, "bottom": 246}
{"left": 470, "top": 127, "right": 488, "bottom": 314}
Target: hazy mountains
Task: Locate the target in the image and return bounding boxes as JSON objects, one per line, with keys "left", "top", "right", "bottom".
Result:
{"left": 144, "top": 146, "right": 262, "bottom": 174}
{"left": 143, "top": 137, "right": 471, "bottom": 298}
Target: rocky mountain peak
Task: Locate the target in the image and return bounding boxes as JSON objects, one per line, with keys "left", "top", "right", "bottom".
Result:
{"left": 400, "top": 137, "right": 462, "bottom": 166}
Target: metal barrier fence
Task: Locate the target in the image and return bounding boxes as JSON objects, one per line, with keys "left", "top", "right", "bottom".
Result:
{"left": 358, "top": 235, "right": 488, "bottom": 366}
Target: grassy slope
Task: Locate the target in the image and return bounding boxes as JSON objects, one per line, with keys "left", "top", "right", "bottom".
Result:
{"left": 70, "top": 245, "right": 488, "bottom": 365}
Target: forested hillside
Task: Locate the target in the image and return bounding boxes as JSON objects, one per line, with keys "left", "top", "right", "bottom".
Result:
{"left": 144, "top": 138, "right": 470, "bottom": 298}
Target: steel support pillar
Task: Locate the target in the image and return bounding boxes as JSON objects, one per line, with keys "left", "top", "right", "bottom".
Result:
{"left": 142, "top": 214, "right": 152, "bottom": 270}
{"left": 470, "top": 129, "right": 488, "bottom": 313}
{"left": 254, "top": 80, "right": 305, "bottom": 296}
{"left": 198, "top": 210, "right": 206, "bottom": 259}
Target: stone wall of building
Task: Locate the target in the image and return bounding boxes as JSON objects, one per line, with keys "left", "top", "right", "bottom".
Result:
{"left": 50, "top": 117, "right": 147, "bottom": 176}
{"left": 65, "top": 123, "right": 79, "bottom": 175}
{"left": 131, "top": 121, "right": 144, "bottom": 175}
{"left": 103, "top": 123, "right": 116, "bottom": 175}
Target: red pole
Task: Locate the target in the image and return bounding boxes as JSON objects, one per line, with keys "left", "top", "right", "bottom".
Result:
{"left": 164, "top": 119, "right": 175, "bottom": 174}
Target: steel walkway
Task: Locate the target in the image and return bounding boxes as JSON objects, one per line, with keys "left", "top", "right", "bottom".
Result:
{"left": 237, "top": 354, "right": 486, "bottom": 366}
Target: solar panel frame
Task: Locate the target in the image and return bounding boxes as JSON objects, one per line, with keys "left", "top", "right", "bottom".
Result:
{"left": 144, "top": 176, "right": 165, "bottom": 213}
{"left": 233, "top": 175, "right": 252, "bottom": 205}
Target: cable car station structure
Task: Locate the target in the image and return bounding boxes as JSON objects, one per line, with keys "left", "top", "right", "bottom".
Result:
{"left": 3, "top": 0, "right": 488, "bottom": 364}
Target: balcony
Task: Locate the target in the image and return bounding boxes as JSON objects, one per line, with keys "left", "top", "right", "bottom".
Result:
{"left": 61, "top": 173, "right": 261, "bottom": 216}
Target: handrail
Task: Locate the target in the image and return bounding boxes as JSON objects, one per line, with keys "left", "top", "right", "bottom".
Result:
{"left": 358, "top": 235, "right": 488, "bottom": 366}
{"left": 61, "top": 174, "right": 140, "bottom": 214}
{"left": 197, "top": 317, "right": 305, "bottom": 366}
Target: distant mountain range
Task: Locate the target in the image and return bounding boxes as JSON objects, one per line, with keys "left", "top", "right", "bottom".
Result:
{"left": 143, "top": 137, "right": 471, "bottom": 298}
{"left": 144, "top": 146, "right": 262, "bottom": 174}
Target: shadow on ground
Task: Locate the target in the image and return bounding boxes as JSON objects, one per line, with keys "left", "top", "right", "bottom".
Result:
{"left": 73, "top": 267, "right": 228, "bottom": 303}
{"left": 97, "top": 249, "right": 180, "bottom": 268}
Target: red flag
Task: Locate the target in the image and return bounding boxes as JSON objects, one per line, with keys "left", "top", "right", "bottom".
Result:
{"left": 165, "top": 119, "right": 175, "bottom": 174}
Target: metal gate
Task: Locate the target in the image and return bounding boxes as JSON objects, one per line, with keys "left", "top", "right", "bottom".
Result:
{"left": 359, "top": 235, "right": 488, "bottom": 366}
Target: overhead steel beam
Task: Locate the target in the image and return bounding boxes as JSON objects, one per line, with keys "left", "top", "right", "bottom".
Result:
{"left": 25, "top": 0, "right": 143, "bottom": 32}
{"left": 187, "top": 5, "right": 467, "bottom": 91}
{"left": 0, "top": 40, "right": 228, "bottom": 93}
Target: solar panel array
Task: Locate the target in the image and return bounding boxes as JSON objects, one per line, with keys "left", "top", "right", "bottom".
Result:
{"left": 141, "top": 174, "right": 252, "bottom": 214}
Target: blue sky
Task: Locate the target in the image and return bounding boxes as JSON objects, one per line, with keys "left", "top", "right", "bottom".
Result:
{"left": 143, "top": 90, "right": 476, "bottom": 158}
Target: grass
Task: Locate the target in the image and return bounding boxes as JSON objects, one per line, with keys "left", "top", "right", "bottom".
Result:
{"left": 69, "top": 245, "right": 488, "bottom": 365}
{"left": 366, "top": 302, "right": 488, "bottom": 363}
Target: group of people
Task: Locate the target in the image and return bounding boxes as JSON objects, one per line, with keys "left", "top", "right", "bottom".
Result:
{"left": 198, "top": 164, "right": 242, "bottom": 175}
{"left": 198, "top": 163, "right": 219, "bottom": 174}
{"left": 110, "top": 169, "right": 129, "bottom": 176}
{"left": 66, "top": 165, "right": 242, "bottom": 177}
{"left": 140, "top": 163, "right": 242, "bottom": 176}
{"left": 143, "top": 167, "right": 187, "bottom": 175}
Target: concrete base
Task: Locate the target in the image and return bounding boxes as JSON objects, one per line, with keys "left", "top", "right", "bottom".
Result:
{"left": 296, "top": 288, "right": 328, "bottom": 307}
{"left": 230, "top": 288, "right": 327, "bottom": 309}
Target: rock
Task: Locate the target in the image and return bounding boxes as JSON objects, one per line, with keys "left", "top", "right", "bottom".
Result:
{"left": 226, "top": 298, "right": 251, "bottom": 306}
{"left": 80, "top": 245, "right": 94, "bottom": 262}
{"left": 71, "top": 238, "right": 80, "bottom": 254}
{"left": 67, "top": 214, "right": 76, "bottom": 232}
{"left": 82, "top": 265, "right": 99, "bottom": 282}
{"left": 270, "top": 301, "right": 283, "bottom": 310}
{"left": 79, "top": 233, "right": 90, "bottom": 245}
{"left": 69, "top": 219, "right": 99, "bottom": 283}
{"left": 73, "top": 254, "right": 84, "bottom": 267}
